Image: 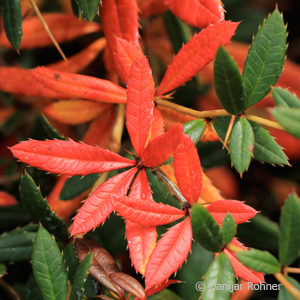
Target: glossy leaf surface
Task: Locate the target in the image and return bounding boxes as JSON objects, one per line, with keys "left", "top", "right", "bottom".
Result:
{"left": 11, "top": 139, "right": 135, "bottom": 175}
{"left": 32, "top": 226, "right": 68, "bottom": 300}
{"left": 183, "top": 119, "right": 206, "bottom": 144}
{"left": 75, "top": 0, "right": 101, "bottom": 21}
{"left": 221, "top": 213, "right": 236, "bottom": 245}
{"left": 145, "top": 217, "right": 192, "bottom": 289}
{"left": 156, "top": 21, "right": 238, "bottom": 96}
{"left": 243, "top": 10, "right": 287, "bottom": 107}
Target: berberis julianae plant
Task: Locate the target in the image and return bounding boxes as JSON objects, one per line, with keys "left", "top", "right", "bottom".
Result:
{"left": 0, "top": 0, "right": 300, "bottom": 299}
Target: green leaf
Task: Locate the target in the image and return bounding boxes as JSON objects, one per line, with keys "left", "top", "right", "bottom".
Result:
{"left": 278, "top": 276, "right": 300, "bottom": 300}
{"left": 0, "top": 230, "right": 35, "bottom": 262}
{"left": 149, "top": 289, "right": 182, "bottom": 300}
{"left": 32, "top": 226, "right": 68, "bottom": 300}
{"left": 19, "top": 173, "right": 68, "bottom": 239}
{"left": 63, "top": 243, "right": 80, "bottom": 284}
{"left": 201, "top": 253, "right": 235, "bottom": 300}
{"left": 250, "top": 121, "right": 289, "bottom": 165}
{"left": 70, "top": 252, "right": 93, "bottom": 300}
{"left": 1, "top": 111, "right": 25, "bottom": 135}
{"left": 212, "top": 116, "right": 232, "bottom": 141}
{"left": 272, "top": 107, "right": 300, "bottom": 139}
{"left": 221, "top": 213, "right": 236, "bottom": 245}
{"left": 0, "top": 0, "right": 22, "bottom": 49}
{"left": 236, "top": 249, "right": 280, "bottom": 274}
{"left": 191, "top": 204, "right": 223, "bottom": 252}
{"left": 214, "top": 47, "right": 245, "bottom": 115}
{"left": 279, "top": 193, "right": 300, "bottom": 266}
{"left": 60, "top": 174, "right": 99, "bottom": 200}
{"left": 163, "top": 10, "right": 192, "bottom": 54}
{"left": 229, "top": 117, "right": 254, "bottom": 175}
{"left": 0, "top": 206, "right": 32, "bottom": 231}
{"left": 38, "top": 115, "right": 66, "bottom": 140}
{"left": 272, "top": 87, "right": 300, "bottom": 108}
{"left": 183, "top": 119, "right": 206, "bottom": 145}
{"left": 243, "top": 9, "right": 287, "bottom": 107}
{"left": 73, "top": 0, "right": 101, "bottom": 21}
{"left": 14, "top": 275, "right": 43, "bottom": 300}
{"left": 0, "top": 264, "right": 7, "bottom": 276}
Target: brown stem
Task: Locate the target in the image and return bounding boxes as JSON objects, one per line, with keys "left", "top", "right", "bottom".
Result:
{"left": 274, "top": 272, "right": 300, "bottom": 300}
{"left": 0, "top": 278, "right": 22, "bottom": 300}
{"left": 29, "top": 0, "right": 68, "bottom": 61}
{"left": 246, "top": 115, "right": 284, "bottom": 130}
{"left": 0, "top": 173, "right": 21, "bottom": 185}
{"left": 284, "top": 267, "right": 300, "bottom": 274}
{"left": 152, "top": 167, "right": 190, "bottom": 209}
{"left": 223, "top": 115, "right": 236, "bottom": 149}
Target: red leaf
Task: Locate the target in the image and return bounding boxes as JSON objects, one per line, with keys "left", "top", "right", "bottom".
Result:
{"left": 145, "top": 217, "right": 192, "bottom": 289}
{"left": 0, "top": 13, "right": 101, "bottom": 49}
{"left": 156, "top": 21, "right": 239, "bottom": 96}
{"left": 207, "top": 200, "right": 258, "bottom": 224}
{"left": 126, "top": 170, "right": 157, "bottom": 274}
{"left": 32, "top": 67, "right": 127, "bottom": 103}
{"left": 44, "top": 100, "right": 111, "bottom": 125}
{"left": 10, "top": 139, "right": 135, "bottom": 175}
{"left": 164, "top": 0, "right": 224, "bottom": 29}
{"left": 48, "top": 38, "right": 106, "bottom": 73}
{"left": 113, "top": 37, "right": 144, "bottom": 83}
{"left": 126, "top": 57, "right": 155, "bottom": 157}
{"left": 112, "top": 195, "right": 185, "bottom": 226}
{"left": 174, "top": 134, "right": 202, "bottom": 205}
{"left": 110, "top": 272, "right": 146, "bottom": 299}
{"left": 142, "top": 123, "right": 183, "bottom": 167}
{"left": 71, "top": 167, "right": 138, "bottom": 235}
{"left": 145, "top": 279, "right": 180, "bottom": 296}
{"left": 224, "top": 249, "right": 264, "bottom": 283}
{"left": 0, "top": 192, "right": 17, "bottom": 206}
{"left": 0, "top": 67, "right": 60, "bottom": 98}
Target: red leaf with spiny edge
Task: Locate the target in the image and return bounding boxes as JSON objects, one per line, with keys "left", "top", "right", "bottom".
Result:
{"left": 110, "top": 272, "right": 146, "bottom": 299}
{"left": 142, "top": 123, "right": 183, "bottom": 167}
{"left": 0, "top": 192, "right": 17, "bottom": 206}
{"left": 48, "top": 38, "right": 106, "bottom": 73}
{"left": 224, "top": 249, "right": 264, "bottom": 283}
{"left": 126, "top": 57, "right": 155, "bottom": 157}
{"left": 113, "top": 37, "right": 144, "bottom": 83}
{"left": 174, "top": 134, "right": 202, "bottom": 205}
{"left": 44, "top": 100, "right": 111, "bottom": 125}
{"left": 145, "top": 279, "right": 180, "bottom": 296}
{"left": 75, "top": 239, "right": 124, "bottom": 297}
{"left": 71, "top": 167, "right": 138, "bottom": 236}
{"left": 100, "top": 0, "right": 139, "bottom": 56}
{"left": 145, "top": 217, "right": 192, "bottom": 290}
{"left": 164, "top": 0, "right": 224, "bottom": 29}
{"left": 156, "top": 21, "right": 239, "bottom": 96}
{"left": 9, "top": 139, "right": 135, "bottom": 176}
{"left": 112, "top": 195, "right": 185, "bottom": 226}
{"left": 0, "top": 13, "right": 101, "bottom": 49}
{"left": 32, "top": 67, "right": 127, "bottom": 103}
{"left": 137, "top": 0, "right": 167, "bottom": 18}
{"left": 126, "top": 170, "right": 157, "bottom": 274}
{"left": 207, "top": 200, "right": 258, "bottom": 224}
{"left": 0, "top": 67, "right": 60, "bottom": 98}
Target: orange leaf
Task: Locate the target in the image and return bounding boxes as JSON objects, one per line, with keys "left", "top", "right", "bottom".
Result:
{"left": 0, "top": 191, "right": 18, "bottom": 206}
{"left": 145, "top": 217, "right": 192, "bottom": 289}
{"left": 48, "top": 38, "right": 106, "bottom": 73}
{"left": 33, "top": 67, "right": 127, "bottom": 103}
{"left": 156, "top": 21, "right": 239, "bottom": 96}
{"left": 174, "top": 134, "right": 202, "bottom": 205}
{"left": 113, "top": 37, "right": 144, "bottom": 83}
{"left": 0, "top": 67, "right": 60, "bottom": 98}
{"left": 126, "top": 170, "right": 157, "bottom": 274}
{"left": 198, "top": 172, "right": 223, "bottom": 204}
{"left": 145, "top": 279, "right": 180, "bottom": 297}
{"left": 148, "top": 108, "right": 165, "bottom": 142}
{"left": 164, "top": 0, "right": 224, "bottom": 28}
{"left": 44, "top": 100, "right": 111, "bottom": 125}
{"left": 0, "top": 13, "right": 101, "bottom": 49}
{"left": 126, "top": 57, "right": 155, "bottom": 157}
{"left": 71, "top": 167, "right": 138, "bottom": 235}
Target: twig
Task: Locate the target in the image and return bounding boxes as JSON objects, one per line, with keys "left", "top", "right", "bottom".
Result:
{"left": 29, "top": 0, "right": 68, "bottom": 61}
{"left": 152, "top": 167, "right": 190, "bottom": 209}
{"left": 274, "top": 272, "right": 300, "bottom": 300}
{"left": 0, "top": 173, "right": 21, "bottom": 185}
{"left": 284, "top": 267, "right": 300, "bottom": 275}
{"left": 223, "top": 115, "right": 236, "bottom": 149}
{"left": 246, "top": 115, "right": 284, "bottom": 130}
{"left": 110, "top": 104, "right": 126, "bottom": 153}
{"left": 0, "top": 278, "right": 22, "bottom": 300}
